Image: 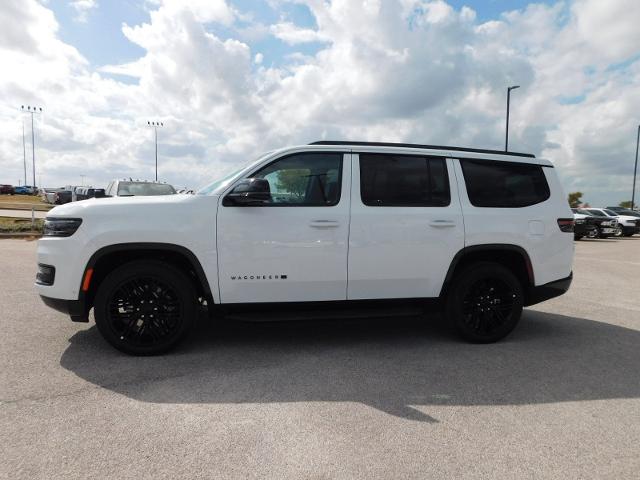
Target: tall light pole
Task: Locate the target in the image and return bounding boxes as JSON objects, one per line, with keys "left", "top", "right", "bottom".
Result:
{"left": 21, "top": 105, "right": 43, "bottom": 191}
{"left": 632, "top": 125, "right": 639, "bottom": 210}
{"left": 147, "top": 121, "right": 163, "bottom": 181}
{"left": 505, "top": 85, "right": 520, "bottom": 151}
{"left": 22, "top": 119, "right": 27, "bottom": 186}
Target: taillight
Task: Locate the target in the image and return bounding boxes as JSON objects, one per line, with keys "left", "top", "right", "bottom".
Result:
{"left": 557, "top": 218, "right": 574, "bottom": 233}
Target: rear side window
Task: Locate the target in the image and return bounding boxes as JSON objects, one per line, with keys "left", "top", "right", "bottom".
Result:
{"left": 460, "top": 159, "right": 550, "bottom": 208}
{"left": 360, "top": 154, "right": 450, "bottom": 207}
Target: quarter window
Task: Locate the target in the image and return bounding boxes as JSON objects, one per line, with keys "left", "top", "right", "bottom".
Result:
{"left": 359, "top": 154, "right": 450, "bottom": 207}
{"left": 460, "top": 159, "right": 550, "bottom": 208}
{"left": 252, "top": 153, "right": 342, "bottom": 206}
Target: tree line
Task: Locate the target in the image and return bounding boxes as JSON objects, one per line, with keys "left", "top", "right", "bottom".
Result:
{"left": 567, "top": 191, "right": 634, "bottom": 209}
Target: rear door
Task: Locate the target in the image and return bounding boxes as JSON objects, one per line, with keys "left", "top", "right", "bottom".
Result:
{"left": 453, "top": 157, "right": 572, "bottom": 285}
{"left": 347, "top": 153, "right": 464, "bottom": 299}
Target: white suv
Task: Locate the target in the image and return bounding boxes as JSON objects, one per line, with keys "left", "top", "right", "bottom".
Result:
{"left": 36, "top": 141, "right": 574, "bottom": 355}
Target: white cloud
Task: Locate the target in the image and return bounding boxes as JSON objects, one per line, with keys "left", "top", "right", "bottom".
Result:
{"left": 70, "top": 0, "right": 97, "bottom": 23}
{"left": 270, "top": 21, "right": 327, "bottom": 44}
{"left": 0, "top": 0, "right": 639, "bottom": 206}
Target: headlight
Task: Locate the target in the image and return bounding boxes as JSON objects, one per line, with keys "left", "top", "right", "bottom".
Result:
{"left": 43, "top": 218, "right": 83, "bottom": 237}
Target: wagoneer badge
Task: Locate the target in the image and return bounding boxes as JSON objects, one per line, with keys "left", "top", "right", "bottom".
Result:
{"left": 231, "top": 275, "right": 288, "bottom": 280}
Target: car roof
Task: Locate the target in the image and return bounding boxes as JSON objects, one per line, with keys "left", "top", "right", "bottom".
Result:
{"left": 266, "top": 141, "right": 552, "bottom": 166}
{"left": 310, "top": 140, "right": 535, "bottom": 158}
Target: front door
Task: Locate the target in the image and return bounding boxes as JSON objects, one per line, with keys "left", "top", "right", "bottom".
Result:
{"left": 347, "top": 154, "right": 464, "bottom": 299}
{"left": 217, "top": 152, "right": 351, "bottom": 303}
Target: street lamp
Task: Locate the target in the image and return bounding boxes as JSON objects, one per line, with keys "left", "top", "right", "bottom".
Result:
{"left": 20, "top": 105, "right": 43, "bottom": 191}
{"left": 505, "top": 85, "right": 520, "bottom": 151}
{"left": 22, "top": 119, "right": 27, "bottom": 186}
{"left": 147, "top": 121, "right": 164, "bottom": 181}
{"left": 632, "top": 125, "right": 639, "bottom": 210}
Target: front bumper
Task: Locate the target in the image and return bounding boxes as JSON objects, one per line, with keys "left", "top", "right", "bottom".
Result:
{"left": 574, "top": 223, "right": 596, "bottom": 236}
{"left": 526, "top": 272, "right": 573, "bottom": 306}
{"left": 621, "top": 225, "right": 640, "bottom": 235}
{"left": 40, "top": 295, "right": 89, "bottom": 323}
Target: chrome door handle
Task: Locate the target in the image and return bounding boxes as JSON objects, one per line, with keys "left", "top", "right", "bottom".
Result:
{"left": 309, "top": 220, "right": 340, "bottom": 228}
{"left": 429, "top": 220, "right": 456, "bottom": 228}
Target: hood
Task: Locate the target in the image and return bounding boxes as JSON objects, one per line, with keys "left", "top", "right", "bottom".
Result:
{"left": 46, "top": 194, "right": 202, "bottom": 218}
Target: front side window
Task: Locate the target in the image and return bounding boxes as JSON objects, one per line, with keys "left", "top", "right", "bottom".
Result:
{"left": 460, "top": 159, "right": 550, "bottom": 208}
{"left": 359, "top": 154, "right": 450, "bottom": 207}
{"left": 252, "top": 153, "right": 343, "bottom": 206}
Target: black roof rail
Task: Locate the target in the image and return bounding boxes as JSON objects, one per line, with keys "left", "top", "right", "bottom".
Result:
{"left": 309, "top": 141, "right": 536, "bottom": 158}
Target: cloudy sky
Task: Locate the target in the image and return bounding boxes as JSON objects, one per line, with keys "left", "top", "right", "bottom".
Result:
{"left": 1, "top": 0, "right": 639, "bottom": 205}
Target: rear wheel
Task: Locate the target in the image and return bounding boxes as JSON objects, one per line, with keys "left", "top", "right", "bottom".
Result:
{"left": 94, "top": 260, "right": 196, "bottom": 355}
{"left": 587, "top": 228, "right": 598, "bottom": 239}
{"left": 445, "top": 262, "right": 524, "bottom": 343}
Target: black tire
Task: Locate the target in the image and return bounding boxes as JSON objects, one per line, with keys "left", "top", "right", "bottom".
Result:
{"left": 574, "top": 235, "right": 583, "bottom": 241}
{"left": 445, "top": 262, "right": 524, "bottom": 343}
{"left": 94, "top": 260, "right": 197, "bottom": 355}
{"left": 587, "top": 228, "right": 598, "bottom": 239}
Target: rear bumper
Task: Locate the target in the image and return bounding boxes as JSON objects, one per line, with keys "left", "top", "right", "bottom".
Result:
{"left": 39, "top": 295, "right": 89, "bottom": 323}
{"left": 526, "top": 272, "right": 572, "bottom": 306}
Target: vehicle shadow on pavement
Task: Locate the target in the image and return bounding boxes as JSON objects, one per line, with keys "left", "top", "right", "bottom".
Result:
{"left": 60, "top": 310, "right": 640, "bottom": 423}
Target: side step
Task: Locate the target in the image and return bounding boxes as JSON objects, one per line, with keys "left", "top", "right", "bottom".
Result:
{"left": 222, "top": 300, "right": 435, "bottom": 322}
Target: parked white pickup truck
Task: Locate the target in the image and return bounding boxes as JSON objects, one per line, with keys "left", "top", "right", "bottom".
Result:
{"left": 36, "top": 141, "right": 574, "bottom": 355}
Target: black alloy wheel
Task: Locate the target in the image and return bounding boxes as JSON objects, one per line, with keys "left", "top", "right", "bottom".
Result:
{"left": 446, "top": 262, "right": 524, "bottom": 343}
{"left": 94, "top": 260, "right": 196, "bottom": 355}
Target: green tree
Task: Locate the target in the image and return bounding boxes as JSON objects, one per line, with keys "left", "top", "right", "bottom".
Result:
{"left": 276, "top": 169, "right": 309, "bottom": 198}
{"left": 619, "top": 200, "right": 633, "bottom": 209}
{"left": 567, "top": 191, "right": 583, "bottom": 208}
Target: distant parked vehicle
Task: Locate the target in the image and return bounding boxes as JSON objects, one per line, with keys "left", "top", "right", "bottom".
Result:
{"left": 42, "top": 188, "right": 64, "bottom": 204}
{"left": 53, "top": 190, "right": 73, "bottom": 205}
{"left": 571, "top": 209, "right": 597, "bottom": 240}
{"left": 14, "top": 185, "right": 35, "bottom": 195}
{"left": 0, "top": 184, "right": 14, "bottom": 195}
{"left": 587, "top": 208, "right": 639, "bottom": 237}
{"left": 104, "top": 180, "right": 176, "bottom": 197}
{"left": 573, "top": 209, "right": 618, "bottom": 238}
{"left": 606, "top": 206, "right": 640, "bottom": 218}
{"left": 75, "top": 187, "right": 106, "bottom": 201}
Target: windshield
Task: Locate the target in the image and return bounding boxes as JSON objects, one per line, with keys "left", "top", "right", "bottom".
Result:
{"left": 197, "top": 152, "right": 273, "bottom": 195}
{"left": 586, "top": 209, "right": 607, "bottom": 217}
{"left": 118, "top": 182, "right": 176, "bottom": 196}
{"left": 604, "top": 209, "right": 619, "bottom": 216}
{"left": 609, "top": 208, "right": 640, "bottom": 217}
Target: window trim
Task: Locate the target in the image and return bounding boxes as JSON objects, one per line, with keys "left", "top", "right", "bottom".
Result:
{"left": 359, "top": 153, "right": 451, "bottom": 208}
{"left": 224, "top": 151, "right": 345, "bottom": 208}
{"left": 460, "top": 158, "right": 551, "bottom": 209}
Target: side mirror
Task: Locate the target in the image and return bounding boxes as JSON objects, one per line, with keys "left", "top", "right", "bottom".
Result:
{"left": 223, "top": 178, "right": 271, "bottom": 206}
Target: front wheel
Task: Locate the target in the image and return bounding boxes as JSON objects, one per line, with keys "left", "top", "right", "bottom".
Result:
{"left": 445, "top": 262, "right": 524, "bottom": 343}
{"left": 94, "top": 260, "right": 197, "bottom": 355}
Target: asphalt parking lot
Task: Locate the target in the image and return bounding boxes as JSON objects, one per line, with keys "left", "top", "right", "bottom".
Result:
{"left": 1, "top": 238, "right": 639, "bottom": 479}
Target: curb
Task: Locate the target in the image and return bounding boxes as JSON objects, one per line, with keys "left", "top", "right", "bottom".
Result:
{"left": 0, "top": 206, "right": 52, "bottom": 212}
{"left": 0, "top": 232, "right": 42, "bottom": 239}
